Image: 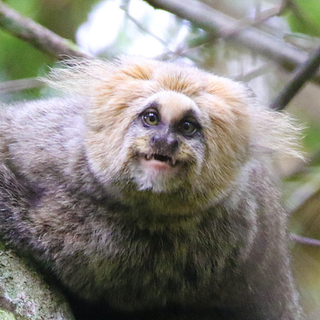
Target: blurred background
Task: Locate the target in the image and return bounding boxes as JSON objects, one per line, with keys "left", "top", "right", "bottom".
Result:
{"left": 0, "top": 0, "right": 320, "bottom": 318}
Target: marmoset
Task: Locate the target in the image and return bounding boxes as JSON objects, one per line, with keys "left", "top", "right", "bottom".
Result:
{"left": 0, "top": 57, "right": 303, "bottom": 320}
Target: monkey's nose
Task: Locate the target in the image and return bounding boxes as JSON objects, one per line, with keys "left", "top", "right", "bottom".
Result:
{"left": 150, "top": 134, "right": 179, "bottom": 154}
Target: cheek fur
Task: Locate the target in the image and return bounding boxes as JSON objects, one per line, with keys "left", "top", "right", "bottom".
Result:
{"left": 193, "top": 94, "right": 251, "bottom": 197}
{"left": 200, "top": 117, "right": 250, "bottom": 197}
{"left": 85, "top": 126, "right": 131, "bottom": 185}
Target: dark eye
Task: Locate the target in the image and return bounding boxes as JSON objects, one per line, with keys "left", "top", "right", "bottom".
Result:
{"left": 142, "top": 111, "right": 160, "bottom": 126}
{"left": 180, "top": 121, "right": 197, "bottom": 136}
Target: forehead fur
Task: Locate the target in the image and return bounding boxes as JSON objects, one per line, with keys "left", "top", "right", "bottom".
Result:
{"left": 48, "top": 57, "right": 251, "bottom": 126}
{"left": 147, "top": 91, "right": 201, "bottom": 124}
{"left": 88, "top": 57, "right": 251, "bottom": 128}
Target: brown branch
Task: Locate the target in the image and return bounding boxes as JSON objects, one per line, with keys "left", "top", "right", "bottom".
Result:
{"left": 144, "top": 0, "right": 320, "bottom": 85}
{"left": 270, "top": 43, "right": 320, "bottom": 110}
{"left": 0, "top": 1, "right": 92, "bottom": 60}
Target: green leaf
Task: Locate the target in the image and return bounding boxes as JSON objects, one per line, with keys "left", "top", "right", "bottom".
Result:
{"left": 287, "top": 0, "right": 320, "bottom": 36}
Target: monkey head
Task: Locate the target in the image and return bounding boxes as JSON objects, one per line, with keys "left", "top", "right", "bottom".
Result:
{"left": 50, "top": 57, "right": 286, "bottom": 214}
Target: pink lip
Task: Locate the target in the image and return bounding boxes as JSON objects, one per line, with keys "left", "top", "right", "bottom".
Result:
{"left": 141, "top": 158, "right": 173, "bottom": 171}
{"left": 139, "top": 154, "right": 179, "bottom": 172}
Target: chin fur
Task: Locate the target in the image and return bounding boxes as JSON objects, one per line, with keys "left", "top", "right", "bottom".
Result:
{"left": 130, "top": 163, "right": 184, "bottom": 193}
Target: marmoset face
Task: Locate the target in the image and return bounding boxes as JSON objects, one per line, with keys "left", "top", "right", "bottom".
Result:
{"left": 125, "top": 91, "right": 206, "bottom": 193}
{"left": 84, "top": 57, "right": 251, "bottom": 201}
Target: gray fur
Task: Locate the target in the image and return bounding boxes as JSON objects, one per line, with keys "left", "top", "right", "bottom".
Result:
{"left": 0, "top": 61, "right": 303, "bottom": 320}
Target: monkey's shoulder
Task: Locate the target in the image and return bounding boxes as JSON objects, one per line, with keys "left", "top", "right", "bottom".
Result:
{"left": 0, "top": 97, "right": 91, "bottom": 187}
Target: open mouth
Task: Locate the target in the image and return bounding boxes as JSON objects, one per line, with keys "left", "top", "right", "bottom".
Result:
{"left": 144, "top": 153, "right": 178, "bottom": 167}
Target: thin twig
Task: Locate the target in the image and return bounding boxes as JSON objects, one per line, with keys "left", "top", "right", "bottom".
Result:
{"left": 270, "top": 43, "right": 320, "bottom": 110}
{"left": 0, "top": 78, "right": 45, "bottom": 94}
{"left": 158, "top": 2, "right": 287, "bottom": 60}
{"left": 120, "top": 2, "right": 169, "bottom": 48}
{"left": 0, "top": 1, "right": 92, "bottom": 60}
{"left": 234, "top": 64, "right": 271, "bottom": 82}
{"left": 290, "top": 233, "right": 320, "bottom": 247}
{"left": 216, "top": 1, "right": 287, "bottom": 39}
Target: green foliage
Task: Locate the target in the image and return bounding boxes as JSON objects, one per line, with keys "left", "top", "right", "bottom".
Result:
{"left": 0, "top": 0, "right": 100, "bottom": 82}
{"left": 303, "top": 122, "right": 320, "bottom": 152}
{"left": 0, "top": 0, "right": 49, "bottom": 80}
{"left": 0, "top": 30, "right": 50, "bottom": 80}
{"left": 287, "top": 0, "right": 320, "bottom": 37}
{"left": 37, "top": 0, "right": 100, "bottom": 41}
{"left": 0, "top": 310, "right": 16, "bottom": 320}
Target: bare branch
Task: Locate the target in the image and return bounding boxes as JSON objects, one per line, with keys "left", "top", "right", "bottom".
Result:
{"left": 235, "top": 64, "right": 271, "bottom": 82}
{"left": 0, "top": 78, "right": 45, "bottom": 94}
{"left": 270, "top": 43, "right": 320, "bottom": 110}
{"left": 169, "top": 1, "right": 288, "bottom": 60}
{"left": 0, "top": 1, "right": 92, "bottom": 60}
{"left": 143, "top": 0, "right": 320, "bottom": 85}
{"left": 290, "top": 234, "right": 320, "bottom": 247}
{"left": 215, "top": 1, "right": 287, "bottom": 39}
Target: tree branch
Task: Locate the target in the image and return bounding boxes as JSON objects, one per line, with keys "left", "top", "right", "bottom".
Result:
{"left": 0, "top": 1, "right": 91, "bottom": 60}
{"left": 290, "top": 234, "right": 320, "bottom": 247}
{"left": 144, "top": 0, "right": 320, "bottom": 85}
{"left": 270, "top": 43, "right": 320, "bottom": 110}
{"left": 0, "top": 78, "right": 44, "bottom": 94}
